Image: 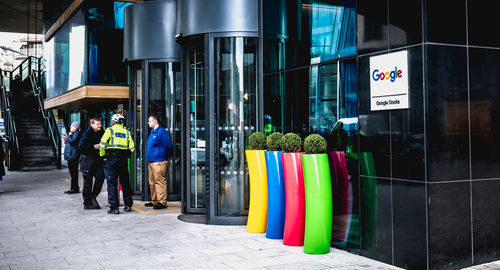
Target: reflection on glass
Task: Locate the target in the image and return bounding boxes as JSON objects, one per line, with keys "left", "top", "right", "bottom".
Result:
{"left": 189, "top": 48, "right": 205, "bottom": 209}
{"left": 309, "top": 63, "right": 338, "bottom": 135}
{"left": 215, "top": 37, "right": 257, "bottom": 217}
{"left": 87, "top": 1, "right": 130, "bottom": 85}
{"left": 148, "top": 62, "right": 182, "bottom": 196}
{"left": 44, "top": 9, "right": 86, "bottom": 98}
{"left": 135, "top": 69, "right": 142, "bottom": 193}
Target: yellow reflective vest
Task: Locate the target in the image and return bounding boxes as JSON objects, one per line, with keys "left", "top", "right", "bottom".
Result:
{"left": 99, "top": 124, "right": 135, "bottom": 156}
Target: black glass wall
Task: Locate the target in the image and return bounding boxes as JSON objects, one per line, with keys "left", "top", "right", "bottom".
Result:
{"left": 356, "top": 0, "right": 500, "bottom": 269}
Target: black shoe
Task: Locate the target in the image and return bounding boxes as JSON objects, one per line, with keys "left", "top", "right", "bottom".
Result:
{"left": 66, "top": 189, "right": 79, "bottom": 194}
{"left": 124, "top": 205, "right": 132, "bottom": 212}
{"left": 107, "top": 209, "right": 120, "bottom": 215}
{"left": 144, "top": 202, "right": 154, "bottom": 207}
{"left": 91, "top": 198, "right": 101, "bottom": 209}
{"left": 153, "top": 204, "right": 167, "bottom": 210}
{"left": 83, "top": 203, "right": 94, "bottom": 210}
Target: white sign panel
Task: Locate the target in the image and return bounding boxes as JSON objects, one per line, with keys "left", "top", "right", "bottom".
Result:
{"left": 370, "top": 50, "right": 409, "bottom": 111}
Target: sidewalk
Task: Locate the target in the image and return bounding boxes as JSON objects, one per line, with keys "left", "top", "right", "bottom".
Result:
{"left": 0, "top": 169, "right": 495, "bottom": 269}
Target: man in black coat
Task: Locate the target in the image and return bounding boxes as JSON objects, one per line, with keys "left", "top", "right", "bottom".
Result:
{"left": 63, "top": 122, "right": 81, "bottom": 194}
{"left": 78, "top": 117, "right": 105, "bottom": 209}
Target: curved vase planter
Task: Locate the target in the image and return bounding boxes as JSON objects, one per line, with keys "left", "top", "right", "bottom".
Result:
{"left": 264, "top": 151, "right": 286, "bottom": 239}
{"left": 328, "top": 151, "right": 350, "bottom": 243}
{"left": 302, "top": 153, "right": 332, "bottom": 254}
{"left": 281, "top": 152, "right": 305, "bottom": 246}
{"left": 245, "top": 150, "right": 268, "bottom": 233}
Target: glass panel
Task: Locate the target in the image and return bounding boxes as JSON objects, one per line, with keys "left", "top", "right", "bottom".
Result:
{"left": 263, "top": 73, "right": 283, "bottom": 134}
{"left": 309, "top": 63, "right": 338, "bottom": 135}
{"left": 135, "top": 68, "right": 142, "bottom": 193}
{"left": 87, "top": 1, "right": 130, "bottom": 85}
{"left": 188, "top": 48, "right": 206, "bottom": 209}
{"left": 44, "top": 9, "right": 86, "bottom": 98}
{"left": 214, "top": 37, "right": 257, "bottom": 217}
{"left": 263, "top": 0, "right": 356, "bottom": 72}
{"left": 148, "top": 62, "right": 182, "bottom": 196}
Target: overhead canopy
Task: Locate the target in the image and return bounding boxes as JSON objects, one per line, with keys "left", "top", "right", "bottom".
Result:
{"left": 44, "top": 85, "right": 129, "bottom": 110}
{"left": 0, "top": 0, "right": 43, "bottom": 34}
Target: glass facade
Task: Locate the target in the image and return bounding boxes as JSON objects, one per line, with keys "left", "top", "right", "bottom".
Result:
{"left": 86, "top": 1, "right": 131, "bottom": 85}
{"left": 44, "top": 1, "right": 129, "bottom": 99}
{"left": 264, "top": 0, "right": 358, "bottom": 252}
{"left": 44, "top": 9, "right": 86, "bottom": 98}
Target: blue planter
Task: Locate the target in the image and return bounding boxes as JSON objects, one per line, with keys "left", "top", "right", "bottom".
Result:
{"left": 265, "top": 151, "right": 286, "bottom": 239}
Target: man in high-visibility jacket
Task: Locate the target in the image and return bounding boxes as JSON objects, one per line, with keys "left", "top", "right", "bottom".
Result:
{"left": 99, "top": 113, "right": 135, "bottom": 214}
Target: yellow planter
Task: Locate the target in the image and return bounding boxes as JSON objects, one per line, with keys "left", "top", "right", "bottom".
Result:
{"left": 245, "top": 150, "right": 268, "bottom": 233}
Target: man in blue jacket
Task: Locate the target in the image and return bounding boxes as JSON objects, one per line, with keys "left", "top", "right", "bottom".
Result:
{"left": 146, "top": 115, "right": 173, "bottom": 209}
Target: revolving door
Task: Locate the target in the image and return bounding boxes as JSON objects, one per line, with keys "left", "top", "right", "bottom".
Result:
{"left": 182, "top": 33, "right": 259, "bottom": 224}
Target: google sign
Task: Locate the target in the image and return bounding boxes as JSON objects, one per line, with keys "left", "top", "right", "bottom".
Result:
{"left": 369, "top": 50, "right": 409, "bottom": 111}
{"left": 372, "top": 67, "right": 403, "bottom": 82}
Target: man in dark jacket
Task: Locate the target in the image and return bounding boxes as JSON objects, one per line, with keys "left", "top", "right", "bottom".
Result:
{"left": 78, "top": 117, "right": 105, "bottom": 209}
{"left": 64, "top": 122, "right": 81, "bottom": 194}
{"left": 145, "top": 115, "right": 173, "bottom": 209}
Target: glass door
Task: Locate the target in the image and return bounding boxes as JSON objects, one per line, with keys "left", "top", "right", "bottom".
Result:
{"left": 208, "top": 34, "right": 259, "bottom": 224}
{"left": 185, "top": 44, "right": 206, "bottom": 213}
{"left": 147, "top": 61, "right": 182, "bottom": 201}
{"left": 129, "top": 64, "right": 144, "bottom": 195}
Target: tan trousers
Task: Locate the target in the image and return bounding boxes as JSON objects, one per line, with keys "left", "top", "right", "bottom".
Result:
{"left": 148, "top": 161, "right": 168, "bottom": 206}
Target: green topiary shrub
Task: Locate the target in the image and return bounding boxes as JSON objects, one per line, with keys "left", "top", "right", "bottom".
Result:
{"left": 266, "top": 132, "right": 284, "bottom": 151}
{"left": 281, "top": 133, "right": 302, "bottom": 153}
{"left": 303, "top": 134, "right": 327, "bottom": 154}
{"left": 248, "top": 132, "right": 267, "bottom": 150}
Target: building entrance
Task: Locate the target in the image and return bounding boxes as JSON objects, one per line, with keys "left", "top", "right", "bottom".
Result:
{"left": 181, "top": 33, "right": 259, "bottom": 224}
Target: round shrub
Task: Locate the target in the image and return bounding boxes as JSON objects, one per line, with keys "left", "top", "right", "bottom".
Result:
{"left": 303, "top": 134, "right": 327, "bottom": 154}
{"left": 281, "top": 133, "right": 302, "bottom": 153}
{"left": 266, "top": 132, "right": 284, "bottom": 151}
{"left": 248, "top": 132, "right": 266, "bottom": 150}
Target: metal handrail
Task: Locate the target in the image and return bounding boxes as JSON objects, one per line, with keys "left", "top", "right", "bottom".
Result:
{"left": 0, "top": 70, "right": 20, "bottom": 168}
{"left": 29, "top": 69, "right": 61, "bottom": 169}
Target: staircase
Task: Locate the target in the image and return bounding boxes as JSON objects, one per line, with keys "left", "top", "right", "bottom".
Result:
{"left": 0, "top": 56, "right": 60, "bottom": 171}
{"left": 9, "top": 83, "right": 57, "bottom": 170}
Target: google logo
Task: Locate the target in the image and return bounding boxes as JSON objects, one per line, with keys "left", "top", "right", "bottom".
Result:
{"left": 372, "top": 67, "right": 403, "bottom": 82}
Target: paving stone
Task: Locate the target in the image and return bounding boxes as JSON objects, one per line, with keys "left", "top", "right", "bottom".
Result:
{"left": 2, "top": 169, "right": 500, "bottom": 270}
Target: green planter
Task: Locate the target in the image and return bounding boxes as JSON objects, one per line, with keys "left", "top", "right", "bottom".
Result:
{"left": 301, "top": 153, "right": 332, "bottom": 254}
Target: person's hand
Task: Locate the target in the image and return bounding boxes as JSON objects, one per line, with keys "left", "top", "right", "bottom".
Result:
{"left": 68, "top": 132, "right": 73, "bottom": 136}
{"left": 93, "top": 144, "right": 100, "bottom": 149}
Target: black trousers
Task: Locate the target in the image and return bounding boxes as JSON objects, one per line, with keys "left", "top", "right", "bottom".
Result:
{"left": 80, "top": 154, "right": 105, "bottom": 205}
{"left": 104, "top": 151, "right": 133, "bottom": 210}
{"left": 67, "top": 159, "right": 80, "bottom": 191}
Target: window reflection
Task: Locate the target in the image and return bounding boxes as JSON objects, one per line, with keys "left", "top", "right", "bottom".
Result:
{"left": 263, "top": 0, "right": 356, "bottom": 72}
{"left": 215, "top": 37, "right": 257, "bottom": 217}
{"left": 45, "top": 9, "right": 86, "bottom": 99}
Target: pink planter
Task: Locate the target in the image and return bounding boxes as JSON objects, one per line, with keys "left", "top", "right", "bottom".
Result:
{"left": 281, "top": 152, "right": 305, "bottom": 246}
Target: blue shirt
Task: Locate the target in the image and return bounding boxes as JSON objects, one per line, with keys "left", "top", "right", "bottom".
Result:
{"left": 147, "top": 125, "right": 173, "bottom": 162}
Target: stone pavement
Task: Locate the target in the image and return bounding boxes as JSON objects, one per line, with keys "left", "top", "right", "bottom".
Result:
{"left": 0, "top": 169, "right": 497, "bottom": 270}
